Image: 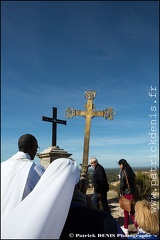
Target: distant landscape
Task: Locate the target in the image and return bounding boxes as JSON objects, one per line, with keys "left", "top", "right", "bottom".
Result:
{"left": 88, "top": 167, "right": 159, "bottom": 183}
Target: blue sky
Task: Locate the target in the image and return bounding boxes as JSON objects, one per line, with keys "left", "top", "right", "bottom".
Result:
{"left": 1, "top": 1, "right": 159, "bottom": 169}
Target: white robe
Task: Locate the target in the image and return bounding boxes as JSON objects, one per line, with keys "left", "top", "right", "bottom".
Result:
{"left": 1, "top": 158, "right": 80, "bottom": 239}
{"left": 1, "top": 151, "right": 45, "bottom": 221}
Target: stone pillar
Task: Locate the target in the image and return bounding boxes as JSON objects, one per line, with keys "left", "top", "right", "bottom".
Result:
{"left": 36, "top": 146, "right": 72, "bottom": 169}
{"left": 79, "top": 163, "right": 90, "bottom": 194}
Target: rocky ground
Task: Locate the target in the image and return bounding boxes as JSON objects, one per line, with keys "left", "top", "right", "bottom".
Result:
{"left": 87, "top": 188, "right": 138, "bottom": 236}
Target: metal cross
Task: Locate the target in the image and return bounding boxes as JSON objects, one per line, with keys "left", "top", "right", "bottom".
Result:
{"left": 65, "top": 90, "right": 115, "bottom": 193}
{"left": 42, "top": 107, "right": 66, "bottom": 146}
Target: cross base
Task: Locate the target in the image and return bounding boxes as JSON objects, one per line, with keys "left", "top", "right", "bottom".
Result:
{"left": 36, "top": 146, "right": 72, "bottom": 169}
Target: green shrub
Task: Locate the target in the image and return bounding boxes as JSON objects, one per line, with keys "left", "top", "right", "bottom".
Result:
{"left": 135, "top": 171, "right": 152, "bottom": 200}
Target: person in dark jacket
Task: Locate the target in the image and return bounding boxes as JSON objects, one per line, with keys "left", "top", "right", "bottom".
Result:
{"left": 60, "top": 183, "right": 127, "bottom": 239}
{"left": 118, "top": 159, "right": 138, "bottom": 236}
{"left": 89, "top": 157, "right": 110, "bottom": 213}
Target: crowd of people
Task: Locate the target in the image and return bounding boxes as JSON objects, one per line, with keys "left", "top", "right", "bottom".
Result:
{"left": 1, "top": 134, "right": 159, "bottom": 239}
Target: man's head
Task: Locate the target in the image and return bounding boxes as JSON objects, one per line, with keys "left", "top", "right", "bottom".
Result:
{"left": 18, "top": 134, "right": 39, "bottom": 160}
{"left": 89, "top": 156, "right": 98, "bottom": 168}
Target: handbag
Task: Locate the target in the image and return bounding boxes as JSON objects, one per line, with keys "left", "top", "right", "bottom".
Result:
{"left": 119, "top": 170, "right": 135, "bottom": 212}
{"left": 119, "top": 196, "right": 135, "bottom": 212}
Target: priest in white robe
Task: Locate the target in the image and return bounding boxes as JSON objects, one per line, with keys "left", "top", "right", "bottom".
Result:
{"left": 1, "top": 134, "right": 45, "bottom": 221}
{"left": 1, "top": 158, "right": 80, "bottom": 239}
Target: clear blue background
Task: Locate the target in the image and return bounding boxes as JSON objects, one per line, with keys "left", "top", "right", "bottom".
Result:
{"left": 1, "top": 1, "right": 159, "bottom": 168}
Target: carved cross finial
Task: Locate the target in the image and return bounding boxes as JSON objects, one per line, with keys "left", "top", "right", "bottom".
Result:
{"left": 85, "top": 90, "right": 96, "bottom": 100}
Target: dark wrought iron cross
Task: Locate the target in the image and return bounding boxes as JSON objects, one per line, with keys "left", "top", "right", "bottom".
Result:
{"left": 42, "top": 107, "right": 66, "bottom": 146}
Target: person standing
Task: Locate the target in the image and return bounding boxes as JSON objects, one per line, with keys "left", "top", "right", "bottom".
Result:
{"left": 89, "top": 157, "right": 110, "bottom": 214}
{"left": 1, "top": 133, "right": 45, "bottom": 220}
{"left": 118, "top": 159, "right": 138, "bottom": 236}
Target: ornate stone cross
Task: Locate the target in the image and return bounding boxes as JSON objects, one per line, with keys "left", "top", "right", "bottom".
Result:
{"left": 42, "top": 107, "right": 66, "bottom": 146}
{"left": 65, "top": 90, "right": 115, "bottom": 194}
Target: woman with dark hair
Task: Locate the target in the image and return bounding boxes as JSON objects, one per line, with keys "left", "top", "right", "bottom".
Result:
{"left": 118, "top": 159, "right": 138, "bottom": 236}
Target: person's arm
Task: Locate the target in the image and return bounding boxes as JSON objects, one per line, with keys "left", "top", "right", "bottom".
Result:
{"left": 119, "top": 170, "right": 126, "bottom": 195}
{"left": 22, "top": 163, "right": 45, "bottom": 199}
